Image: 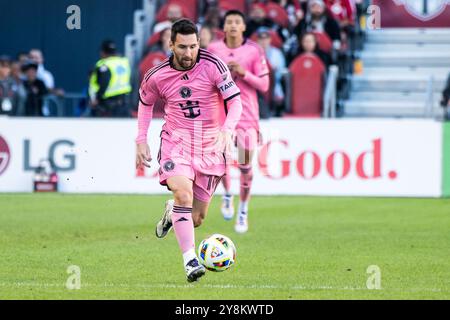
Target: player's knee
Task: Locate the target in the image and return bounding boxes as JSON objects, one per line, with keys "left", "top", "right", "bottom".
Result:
{"left": 239, "top": 164, "right": 253, "bottom": 176}
{"left": 173, "top": 189, "right": 193, "bottom": 207}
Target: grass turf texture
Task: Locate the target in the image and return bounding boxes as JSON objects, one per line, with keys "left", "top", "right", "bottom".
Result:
{"left": 0, "top": 194, "right": 449, "bottom": 300}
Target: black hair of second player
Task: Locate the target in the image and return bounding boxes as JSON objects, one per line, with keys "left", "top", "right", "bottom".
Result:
{"left": 223, "top": 10, "right": 246, "bottom": 24}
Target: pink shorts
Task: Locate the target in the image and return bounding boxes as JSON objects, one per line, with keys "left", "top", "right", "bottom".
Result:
{"left": 158, "top": 132, "right": 225, "bottom": 203}
{"left": 235, "top": 125, "right": 262, "bottom": 151}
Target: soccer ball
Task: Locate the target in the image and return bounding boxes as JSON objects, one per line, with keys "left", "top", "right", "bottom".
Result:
{"left": 198, "top": 234, "right": 236, "bottom": 272}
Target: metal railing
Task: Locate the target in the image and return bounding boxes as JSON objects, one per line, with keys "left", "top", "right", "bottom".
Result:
{"left": 323, "top": 65, "right": 339, "bottom": 118}
{"left": 425, "top": 75, "right": 434, "bottom": 118}
{"left": 42, "top": 93, "right": 87, "bottom": 117}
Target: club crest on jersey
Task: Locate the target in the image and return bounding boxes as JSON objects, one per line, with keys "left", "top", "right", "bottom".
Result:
{"left": 393, "top": 0, "right": 450, "bottom": 21}
{"left": 179, "top": 87, "right": 192, "bottom": 99}
{"left": 222, "top": 73, "right": 228, "bottom": 81}
{"left": 163, "top": 160, "right": 175, "bottom": 172}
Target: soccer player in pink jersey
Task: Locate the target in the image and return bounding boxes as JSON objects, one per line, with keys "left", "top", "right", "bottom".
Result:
{"left": 208, "top": 10, "right": 270, "bottom": 233}
{"left": 135, "top": 19, "right": 242, "bottom": 282}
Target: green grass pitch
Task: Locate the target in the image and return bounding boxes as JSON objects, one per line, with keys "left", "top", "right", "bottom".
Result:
{"left": 0, "top": 194, "right": 449, "bottom": 299}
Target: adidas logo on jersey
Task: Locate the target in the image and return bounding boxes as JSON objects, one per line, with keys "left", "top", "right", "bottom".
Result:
{"left": 181, "top": 74, "right": 189, "bottom": 81}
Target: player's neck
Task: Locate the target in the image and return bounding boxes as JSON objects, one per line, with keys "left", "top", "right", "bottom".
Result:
{"left": 225, "top": 35, "right": 244, "bottom": 49}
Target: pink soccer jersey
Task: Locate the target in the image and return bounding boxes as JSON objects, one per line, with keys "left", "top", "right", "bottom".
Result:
{"left": 136, "top": 49, "right": 242, "bottom": 199}
{"left": 208, "top": 39, "right": 270, "bottom": 132}
{"left": 137, "top": 49, "right": 241, "bottom": 146}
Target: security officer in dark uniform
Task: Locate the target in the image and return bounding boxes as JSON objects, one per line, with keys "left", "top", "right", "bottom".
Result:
{"left": 89, "top": 40, "right": 132, "bottom": 117}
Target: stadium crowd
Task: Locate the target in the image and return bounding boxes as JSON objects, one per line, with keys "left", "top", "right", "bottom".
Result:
{"left": 140, "top": 0, "right": 368, "bottom": 118}
{"left": 1, "top": 0, "right": 449, "bottom": 119}
{"left": 0, "top": 50, "right": 64, "bottom": 117}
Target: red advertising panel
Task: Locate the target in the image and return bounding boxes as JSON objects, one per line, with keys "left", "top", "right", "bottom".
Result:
{"left": 373, "top": 0, "right": 450, "bottom": 27}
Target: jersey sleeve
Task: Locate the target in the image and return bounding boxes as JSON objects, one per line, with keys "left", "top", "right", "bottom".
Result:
{"left": 253, "top": 46, "right": 270, "bottom": 78}
{"left": 136, "top": 76, "right": 159, "bottom": 144}
{"left": 211, "top": 58, "right": 241, "bottom": 102}
{"left": 241, "top": 45, "right": 270, "bottom": 93}
{"left": 139, "top": 75, "right": 159, "bottom": 107}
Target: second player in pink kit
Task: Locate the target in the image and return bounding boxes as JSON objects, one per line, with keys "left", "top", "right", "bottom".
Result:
{"left": 208, "top": 10, "right": 270, "bottom": 233}
{"left": 135, "top": 19, "right": 242, "bottom": 282}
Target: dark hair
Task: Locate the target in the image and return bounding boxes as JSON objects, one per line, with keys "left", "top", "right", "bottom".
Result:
{"left": 224, "top": 10, "right": 246, "bottom": 24}
{"left": 21, "top": 60, "right": 38, "bottom": 72}
{"left": 101, "top": 40, "right": 117, "bottom": 55}
{"left": 171, "top": 19, "right": 198, "bottom": 43}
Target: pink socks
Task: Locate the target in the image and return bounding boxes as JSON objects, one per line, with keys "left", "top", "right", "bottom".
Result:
{"left": 171, "top": 205, "right": 195, "bottom": 254}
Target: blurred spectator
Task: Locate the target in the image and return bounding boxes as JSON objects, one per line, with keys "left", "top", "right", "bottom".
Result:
{"left": 325, "top": 0, "right": 355, "bottom": 28}
{"left": 245, "top": 3, "right": 275, "bottom": 38}
{"left": 21, "top": 61, "right": 48, "bottom": 117}
{"left": 88, "top": 40, "right": 132, "bottom": 117}
{"left": 200, "top": 25, "right": 214, "bottom": 49}
{"left": 148, "top": 26, "right": 172, "bottom": 56}
{"left": 29, "top": 49, "right": 65, "bottom": 98}
{"left": 0, "top": 56, "right": 26, "bottom": 116}
{"left": 441, "top": 73, "right": 450, "bottom": 120}
{"left": 256, "top": 27, "right": 287, "bottom": 116}
{"left": 294, "top": 32, "right": 332, "bottom": 67}
{"left": 202, "top": 6, "right": 225, "bottom": 40}
{"left": 16, "top": 52, "right": 29, "bottom": 68}
{"left": 166, "top": 2, "right": 183, "bottom": 21}
{"left": 153, "top": 3, "right": 183, "bottom": 34}
{"left": 293, "top": 0, "right": 341, "bottom": 49}
{"left": 284, "top": 0, "right": 306, "bottom": 29}
{"left": 10, "top": 61, "right": 24, "bottom": 84}
{"left": 29, "top": 49, "right": 55, "bottom": 90}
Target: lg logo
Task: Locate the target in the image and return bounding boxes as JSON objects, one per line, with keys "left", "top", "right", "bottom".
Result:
{"left": 0, "top": 137, "right": 76, "bottom": 175}
{"left": 24, "top": 139, "right": 76, "bottom": 172}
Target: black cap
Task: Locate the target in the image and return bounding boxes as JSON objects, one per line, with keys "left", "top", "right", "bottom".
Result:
{"left": 21, "top": 59, "right": 38, "bottom": 72}
{"left": 101, "top": 40, "right": 117, "bottom": 55}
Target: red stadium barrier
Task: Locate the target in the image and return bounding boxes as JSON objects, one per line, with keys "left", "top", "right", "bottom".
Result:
{"left": 218, "top": 0, "right": 247, "bottom": 14}
{"left": 265, "top": 2, "right": 289, "bottom": 28}
{"left": 288, "top": 53, "right": 325, "bottom": 117}
{"left": 139, "top": 51, "right": 167, "bottom": 82}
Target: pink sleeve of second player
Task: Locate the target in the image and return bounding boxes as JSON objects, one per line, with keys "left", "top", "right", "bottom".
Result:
{"left": 242, "top": 45, "right": 270, "bottom": 93}
{"left": 135, "top": 77, "right": 159, "bottom": 144}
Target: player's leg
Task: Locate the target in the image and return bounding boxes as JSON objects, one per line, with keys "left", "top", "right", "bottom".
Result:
{"left": 192, "top": 198, "right": 210, "bottom": 228}
{"left": 166, "top": 175, "right": 205, "bottom": 282}
{"left": 221, "top": 164, "right": 235, "bottom": 220}
{"left": 194, "top": 171, "right": 223, "bottom": 226}
{"left": 234, "top": 127, "right": 258, "bottom": 233}
{"left": 235, "top": 147, "right": 254, "bottom": 233}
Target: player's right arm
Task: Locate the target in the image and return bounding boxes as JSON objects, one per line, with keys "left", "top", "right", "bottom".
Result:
{"left": 135, "top": 76, "right": 159, "bottom": 169}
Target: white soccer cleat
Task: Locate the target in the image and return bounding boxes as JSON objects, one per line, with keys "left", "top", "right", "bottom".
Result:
{"left": 155, "top": 199, "right": 174, "bottom": 238}
{"left": 185, "top": 258, "right": 206, "bottom": 282}
{"left": 221, "top": 195, "right": 235, "bottom": 220}
{"left": 234, "top": 213, "right": 248, "bottom": 234}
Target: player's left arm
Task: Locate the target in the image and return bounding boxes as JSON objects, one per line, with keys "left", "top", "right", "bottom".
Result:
{"left": 212, "top": 60, "right": 243, "bottom": 153}
{"left": 233, "top": 47, "right": 270, "bottom": 93}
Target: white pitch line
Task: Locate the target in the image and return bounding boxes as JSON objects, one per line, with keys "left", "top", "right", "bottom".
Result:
{"left": 0, "top": 282, "right": 449, "bottom": 293}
